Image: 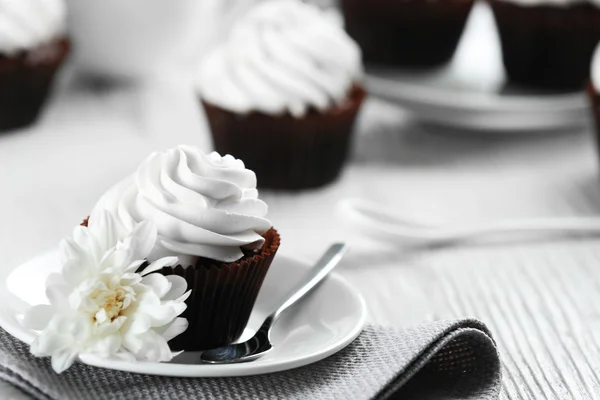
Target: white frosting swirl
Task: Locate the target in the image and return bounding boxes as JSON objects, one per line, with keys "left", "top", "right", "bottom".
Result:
{"left": 89, "top": 146, "right": 272, "bottom": 264}
{"left": 197, "top": 0, "right": 362, "bottom": 117}
{"left": 0, "top": 0, "right": 67, "bottom": 55}
{"left": 498, "top": 0, "right": 600, "bottom": 7}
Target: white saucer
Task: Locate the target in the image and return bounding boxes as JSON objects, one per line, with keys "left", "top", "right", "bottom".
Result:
{"left": 0, "top": 252, "right": 367, "bottom": 377}
{"left": 365, "top": 2, "right": 589, "bottom": 133}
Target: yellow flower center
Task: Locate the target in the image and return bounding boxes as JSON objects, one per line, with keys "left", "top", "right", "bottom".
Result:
{"left": 91, "top": 287, "right": 134, "bottom": 324}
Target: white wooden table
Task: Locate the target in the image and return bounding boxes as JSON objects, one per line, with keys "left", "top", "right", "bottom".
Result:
{"left": 1, "top": 73, "right": 599, "bottom": 399}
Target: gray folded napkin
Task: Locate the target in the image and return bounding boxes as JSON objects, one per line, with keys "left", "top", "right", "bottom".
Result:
{"left": 0, "top": 319, "right": 500, "bottom": 400}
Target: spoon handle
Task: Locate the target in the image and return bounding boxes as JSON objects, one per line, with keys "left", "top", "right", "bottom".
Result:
{"left": 341, "top": 198, "right": 600, "bottom": 244}
{"left": 270, "top": 243, "right": 348, "bottom": 322}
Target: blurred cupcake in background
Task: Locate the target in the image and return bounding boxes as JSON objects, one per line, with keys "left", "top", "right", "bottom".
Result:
{"left": 587, "top": 42, "right": 600, "bottom": 155}
{"left": 340, "top": 0, "right": 475, "bottom": 68}
{"left": 198, "top": 0, "right": 366, "bottom": 190}
{"left": 0, "top": 0, "right": 69, "bottom": 131}
{"left": 489, "top": 0, "right": 600, "bottom": 91}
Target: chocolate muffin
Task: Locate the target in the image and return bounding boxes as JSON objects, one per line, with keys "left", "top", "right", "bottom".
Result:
{"left": 0, "top": 40, "right": 70, "bottom": 131}
{"left": 341, "top": 0, "right": 475, "bottom": 68}
{"left": 490, "top": 0, "right": 600, "bottom": 91}
{"left": 0, "top": 0, "right": 69, "bottom": 131}
{"left": 88, "top": 145, "right": 281, "bottom": 351}
{"left": 197, "top": 0, "right": 366, "bottom": 190}
{"left": 203, "top": 85, "right": 366, "bottom": 190}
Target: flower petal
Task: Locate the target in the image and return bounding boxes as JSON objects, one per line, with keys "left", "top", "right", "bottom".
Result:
{"left": 88, "top": 211, "right": 120, "bottom": 252}
{"left": 161, "top": 276, "right": 188, "bottom": 301}
{"left": 139, "top": 301, "right": 187, "bottom": 328}
{"left": 46, "top": 284, "right": 70, "bottom": 308}
{"left": 141, "top": 274, "right": 171, "bottom": 299}
{"left": 115, "top": 351, "right": 136, "bottom": 362}
{"left": 95, "top": 308, "right": 109, "bottom": 325}
{"left": 136, "top": 290, "right": 161, "bottom": 307}
{"left": 129, "top": 330, "right": 173, "bottom": 362}
{"left": 103, "top": 245, "right": 134, "bottom": 272}
{"left": 129, "top": 221, "right": 157, "bottom": 261}
{"left": 175, "top": 290, "right": 191, "bottom": 304}
{"left": 140, "top": 257, "right": 178, "bottom": 276}
{"left": 122, "top": 335, "right": 142, "bottom": 354}
{"left": 45, "top": 273, "right": 64, "bottom": 288}
{"left": 62, "top": 259, "right": 92, "bottom": 287}
{"left": 128, "top": 315, "right": 152, "bottom": 335}
{"left": 51, "top": 349, "right": 79, "bottom": 373}
{"left": 157, "top": 317, "right": 189, "bottom": 342}
{"left": 30, "top": 328, "right": 70, "bottom": 357}
{"left": 69, "top": 316, "right": 93, "bottom": 342}
{"left": 88, "top": 334, "right": 122, "bottom": 358}
{"left": 59, "top": 237, "right": 86, "bottom": 264}
{"left": 124, "top": 259, "right": 146, "bottom": 274}
{"left": 72, "top": 226, "right": 102, "bottom": 264}
{"left": 22, "top": 305, "right": 54, "bottom": 330}
{"left": 96, "top": 316, "right": 127, "bottom": 337}
{"left": 98, "top": 247, "right": 117, "bottom": 270}
{"left": 119, "top": 273, "right": 142, "bottom": 287}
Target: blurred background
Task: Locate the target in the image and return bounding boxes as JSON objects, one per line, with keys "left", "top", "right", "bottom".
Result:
{"left": 1, "top": 0, "right": 600, "bottom": 323}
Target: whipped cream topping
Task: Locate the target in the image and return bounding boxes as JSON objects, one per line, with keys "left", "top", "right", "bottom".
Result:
{"left": 197, "top": 0, "right": 362, "bottom": 117}
{"left": 0, "top": 0, "right": 67, "bottom": 55}
{"left": 89, "top": 146, "right": 272, "bottom": 265}
{"left": 498, "top": 0, "right": 600, "bottom": 7}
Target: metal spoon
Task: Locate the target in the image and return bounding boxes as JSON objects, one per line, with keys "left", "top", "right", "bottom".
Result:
{"left": 340, "top": 198, "right": 600, "bottom": 246}
{"left": 199, "top": 243, "right": 348, "bottom": 364}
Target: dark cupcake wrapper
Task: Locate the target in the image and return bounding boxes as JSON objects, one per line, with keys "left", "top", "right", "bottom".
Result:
{"left": 158, "top": 228, "right": 281, "bottom": 351}
{"left": 490, "top": 2, "right": 600, "bottom": 91}
{"left": 0, "top": 38, "right": 70, "bottom": 132}
{"left": 202, "top": 85, "right": 366, "bottom": 190}
{"left": 81, "top": 218, "right": 281, "bottom": 351}
{"left": 340, "top": 0, "right": 474, "bottom": 67}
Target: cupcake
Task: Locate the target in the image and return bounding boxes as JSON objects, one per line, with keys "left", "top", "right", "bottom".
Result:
{"left": 87, "top": 145, "right": 280, "bottom": 351}
{"left": 588, "top": 43, "right": 600, "bottom": 154}
{"left": 0, "top": 0, "right": 69, "bottom": 131}
{"left": 197, "top": 0, "right": 366, "bottom": 190}
{"left": 340, "top": 0, "right": 475, "bottom": 68}
{"left": 489, "top": 0, "right": 600, "bottom": 91}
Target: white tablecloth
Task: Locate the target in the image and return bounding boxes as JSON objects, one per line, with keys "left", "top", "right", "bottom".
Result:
{"left": 1, "top": 73, "right": 599, "bottom": 399}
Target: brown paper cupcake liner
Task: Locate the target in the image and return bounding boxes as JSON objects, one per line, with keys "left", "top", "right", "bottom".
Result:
{"left": 490, "top": 2, "right": 600, "bottom": 91}
{"left": 202, "top": 85, "right": 366, "bottom": 190}
{"left": 81, "top": 218, "right": 281, "bottom": 351}
{"left": 158, "top": 228, "right": 280, "bottom": 351}
{"left": 341, "top": 0, "right": 474, "bottom": 67}
{"left": 0, "top": 38, "right": 70, "bottom": 132}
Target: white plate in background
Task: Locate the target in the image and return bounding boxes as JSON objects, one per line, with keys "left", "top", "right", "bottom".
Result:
{"left": 364, "top": 2, "right": 589, "bottom": 132}
{"left": 0, "top": 252, "right": 367, "bottom": 377}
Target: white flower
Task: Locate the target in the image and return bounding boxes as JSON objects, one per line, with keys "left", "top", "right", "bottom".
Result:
{"left": 22, "top": 212, "right": 190, "bottom": 373}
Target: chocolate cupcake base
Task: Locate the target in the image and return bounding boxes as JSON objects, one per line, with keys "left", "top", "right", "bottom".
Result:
{"left": 0, "top": 39, "right": 70, "bottom": 132}
{"left": 161, "top": 228, "right": 281, "bottom": 351}
{"left": 491, "top": 2, "right": 600, "bottom": 91}
{"left": 341, "top": 0, "right": 474, "bottom": 68}
{"left": 203, "top": 85, "right": 366, "bottom": 190}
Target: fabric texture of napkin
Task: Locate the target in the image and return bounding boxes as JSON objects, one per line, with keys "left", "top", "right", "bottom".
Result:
{"left": 0, "top": 319, "right": 501, "bottom": 400}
